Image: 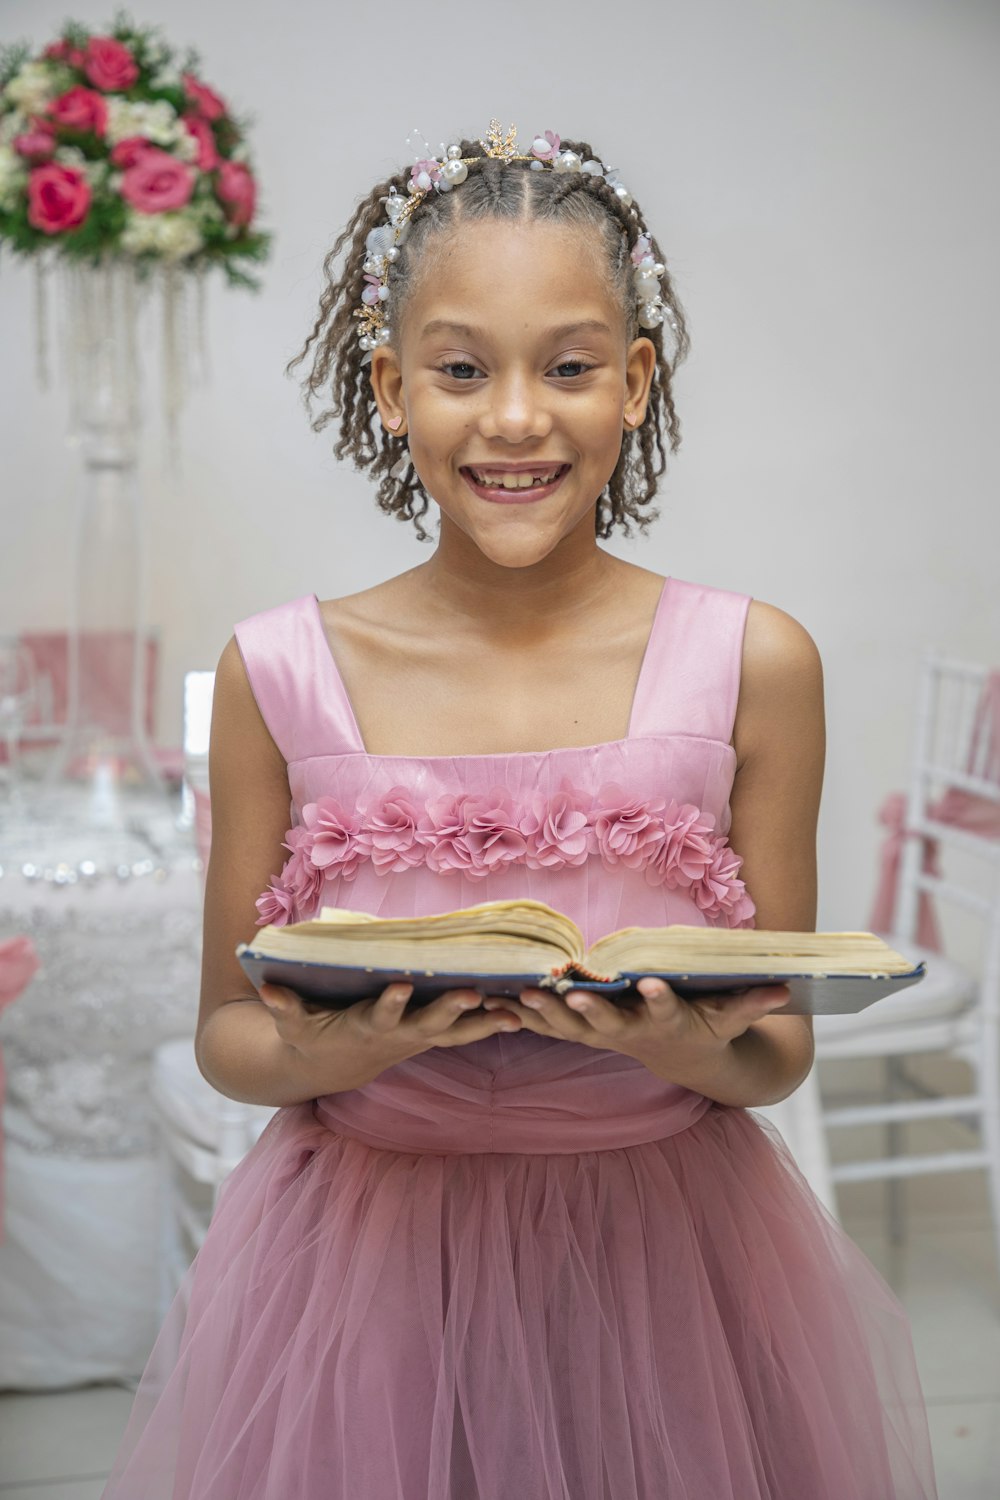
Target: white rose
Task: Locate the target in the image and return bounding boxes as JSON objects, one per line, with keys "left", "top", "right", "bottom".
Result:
{"left": 120, "top": 208, "right": 203, "bottom": 261}
{"left": 0, "top": 110, "right": 27, "bottom": 146}
{"left": 54, "top": 145, "right": 87, "bottom": 167}
{"left": 175, "top": 131, "right": 199, "bottom": 164}
{"left": 149, "top": 69, "right": 182, "bottom": 90}
{"left": 4, "top": 61, "right": 68, "bottom": 115}
{"left": 0, "top": 143, "right": 26, "bottom": 207}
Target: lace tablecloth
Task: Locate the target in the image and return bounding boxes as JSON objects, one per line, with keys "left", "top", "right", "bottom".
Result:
{"left": 0, "top": 787, "right": 204, "bottom": 1387}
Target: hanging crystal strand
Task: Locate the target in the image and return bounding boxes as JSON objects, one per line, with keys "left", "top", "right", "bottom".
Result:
{"left": 62, "top": 260, "right": 86, "bottom": 448}
{"left": 122, "top": 257, "right": 143, "bottom": 429}
{"left": 34, "top": 259, "right": 50, "bottom": 392}
{"left": 161, "top": 263, "right": 183, "bottom": 478}
{"left": 194, "top": 259, "right": 210, "bottom": 386}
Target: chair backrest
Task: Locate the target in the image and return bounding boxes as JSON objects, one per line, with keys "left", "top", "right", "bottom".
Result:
{"left": 897, "top": 652, "right": 1000, "bottom": 1010}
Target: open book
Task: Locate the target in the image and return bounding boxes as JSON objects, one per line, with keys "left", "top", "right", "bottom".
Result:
{"left": 237, "top": 898, "right": 925, "bottom": 1017}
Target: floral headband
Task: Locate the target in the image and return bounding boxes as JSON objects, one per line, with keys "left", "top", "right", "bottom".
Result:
{"left": 354, "top": 119, "right": 679, "bottom": 361}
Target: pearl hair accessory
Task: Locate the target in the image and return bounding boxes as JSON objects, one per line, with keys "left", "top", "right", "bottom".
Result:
{"left": 355, "top": 120, "right": 680, "bottom": 365}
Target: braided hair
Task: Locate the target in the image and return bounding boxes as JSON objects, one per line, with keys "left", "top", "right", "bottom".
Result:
{"left": 286, "top": 136, "right": 690, "bottom": 544}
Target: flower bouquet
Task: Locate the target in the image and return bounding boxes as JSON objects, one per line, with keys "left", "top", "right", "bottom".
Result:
{"left": 0, "top": 10, "right": 269, "bottom": 283}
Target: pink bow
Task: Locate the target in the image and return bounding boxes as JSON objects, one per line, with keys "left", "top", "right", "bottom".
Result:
{"left": 869, "top": 669, "right": 1000, "bottom": 950}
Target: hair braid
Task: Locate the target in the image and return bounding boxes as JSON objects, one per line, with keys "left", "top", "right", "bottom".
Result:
{"left": 286, "top": 134, "right": 690, "bottom": 543}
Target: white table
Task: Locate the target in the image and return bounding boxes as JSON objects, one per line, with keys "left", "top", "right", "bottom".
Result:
{"left": 0, "top": 787, "right": 203, "bottom": 1388}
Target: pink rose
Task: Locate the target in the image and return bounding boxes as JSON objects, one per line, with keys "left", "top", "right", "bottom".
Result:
{"left": 47, "top": 85, "right": 108, "bottom": 137}
{"left": 215, "top": 160, "right": 256, "bottom": 227}
{"left": 522, "top": 781, "right": 593, "bottom": 869}
{"left": 82, "top": 36, "right": 139, "bottom": 92}
{"left": 645, "top": 800, "right": 717, "bottom": 888}
{"left": 255, "top": 882, "right": 296, "bottom": 927}
{"left": 301, "top": 797, "right": 368, "bottom": 883}
{"left": 27, "top": 163, "right": 91, "bottom": 234}
{"left": 110, "top": 136, "right": 153, "bottom": 169}
{"left": 182, "top": 72, "right": 227, "bottom": 121}
{"left": 182, "top": 113, "right": 219, "bottom": 172}
{"left": 43, "top": 40, "right": 86, "bottom": 68}
{"left": 362, "top": 786, "right": 427, "bottom": 874}
{"left": 120, "top": 147, "right": 196, "bottom": 213}
{"left": 13, "top": 123, "right": 56, "bottom": 164}
{"left": 590, "top": 783, "right": 665, "bottom": 869}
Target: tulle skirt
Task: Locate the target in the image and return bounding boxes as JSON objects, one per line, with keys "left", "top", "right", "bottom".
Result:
{"left": 101, "top": 1100, "right": 938, "bottom": 1499}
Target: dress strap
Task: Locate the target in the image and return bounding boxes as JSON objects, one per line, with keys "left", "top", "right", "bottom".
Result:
{"left": 233, "top": 595, "right": 361, "bottom": 764}
{"left": 628, "top": 576, "right": 752, "bottom": 746}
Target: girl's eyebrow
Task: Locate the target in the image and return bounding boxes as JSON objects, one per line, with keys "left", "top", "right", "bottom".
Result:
{"left": 420, "top": 318, "right": 613, "bottom": 341}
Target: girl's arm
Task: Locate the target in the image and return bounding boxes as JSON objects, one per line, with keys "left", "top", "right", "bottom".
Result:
{"left": 681, "top": 598, "right": 825, "bottom": 1107}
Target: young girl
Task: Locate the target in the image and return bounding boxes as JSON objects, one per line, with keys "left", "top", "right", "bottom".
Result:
{"left": 102, "top": 122, "right": 939, "bottom": 1499}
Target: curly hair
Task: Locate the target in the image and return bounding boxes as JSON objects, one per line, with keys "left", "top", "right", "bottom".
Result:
{"left": 285, "top": 135, "right": 690, "bottom": 544}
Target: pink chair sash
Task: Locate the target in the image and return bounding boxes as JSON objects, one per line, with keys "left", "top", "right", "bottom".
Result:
{"left": 0, "top": 936, "right": 41, "bottom": 1242}
{"left": 869, "top": 670, "right": 1000, "bottom": 951}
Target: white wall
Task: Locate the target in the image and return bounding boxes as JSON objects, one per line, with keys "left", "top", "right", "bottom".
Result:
{"left": 2, "top": 0, "right": 998, "bottom": 931}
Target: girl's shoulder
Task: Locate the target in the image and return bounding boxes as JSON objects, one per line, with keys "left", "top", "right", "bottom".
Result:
{"left": 733, "top": 598, "right": 824, "bottom": 770}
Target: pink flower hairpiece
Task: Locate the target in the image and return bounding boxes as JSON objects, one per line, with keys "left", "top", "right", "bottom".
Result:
{"left": 355, "top": 119, "right": 679, "bottom": 360}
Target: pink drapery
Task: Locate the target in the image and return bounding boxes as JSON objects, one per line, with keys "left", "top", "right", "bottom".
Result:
{"left": 0, "top": 936, "right": 41, "bottom": 1241}
{"left": 869, "top": 670, "right": 1000, "bottom": 951}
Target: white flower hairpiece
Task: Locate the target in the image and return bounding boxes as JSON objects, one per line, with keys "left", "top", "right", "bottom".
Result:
{"left": 355, "top": 119, "right": 679, "bottom": 363}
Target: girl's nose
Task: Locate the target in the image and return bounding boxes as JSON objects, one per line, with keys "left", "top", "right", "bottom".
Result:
{"left": 479, "top": 374, "right": 552, "bottom": 444}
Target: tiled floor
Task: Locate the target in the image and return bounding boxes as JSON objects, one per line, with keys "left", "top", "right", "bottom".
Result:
{"left": 2, "top": 1075, "right": 999, "bottom": 1498}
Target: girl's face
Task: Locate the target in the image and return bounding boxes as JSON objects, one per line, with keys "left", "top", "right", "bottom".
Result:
{"left": 370, "top": 219, "right": 657, "bottom": 569}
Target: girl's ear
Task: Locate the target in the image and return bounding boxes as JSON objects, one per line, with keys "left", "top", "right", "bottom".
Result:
{"left": 623, "top": 336, "right": 657, "bottom": 429}
{"left": 369, "top": 346, "right": 407, "bottom": 435}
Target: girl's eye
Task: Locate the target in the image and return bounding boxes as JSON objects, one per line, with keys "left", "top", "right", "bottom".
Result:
{"left": 439, "top": 362, "right": 482, "bottom": 380}
{"left": 550, "top": 361, "right": 594, "bottom": 378}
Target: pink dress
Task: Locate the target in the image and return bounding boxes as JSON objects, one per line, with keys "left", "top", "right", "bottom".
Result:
{"left": 102, "top": 575, "right": 939, "bottom": 1499}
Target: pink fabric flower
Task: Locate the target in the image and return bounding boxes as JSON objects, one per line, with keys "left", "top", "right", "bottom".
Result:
{"left": 255, "top": 882, "right": 296, "bottom": 927}
{"left": 419, "top": 794, "right": 476, "bottom": 875}
{"left": 521, "top": 781, "right": 593, "bottom": 869}
{"left": 182, "top": 72, "right": 228, "bottom": 121}
{"left": 363, "top": 786, "right": 427, "bottom": 874}
{"left": 645, "top": 800, "right": 717, "bottom": 888}
{"left": 361, "top": 272, "right": 382, "bottom": 306}
{"left": 461, "top": 789, "right": 529, "bottom": 877}
{"left": 408, "top": 157, "right": 442, "bottom": 192}
{"left": 530, "top": 131, "right": 560, "bottom": 160}
{"left": 13, "top": 123, "right": 56, "bottom": 164}
{"left": 631, "top": 233, "right": 653, "bottom": 267}
{"left": 82, "top": 35, "right": 139, "bottom": 92}
{"left": 215, "top": 160, "right": 256, "bottom": 227}
{"left": 590, "top": 783, "right": 665, "bottom": 869}
{"left": 182, "top": 113, "right": 219, "bottom": 172}
{"left": 110, "top": 136, "right": 153, "bottom": 170}
{"left": 419, "top": 791, "right": 526, "bottom": 877}
{"left": 279, "top": 825, "right": 326, "bottom": 911}
{"left": 120, "top": 147, "right": 196, "bottom": 213}
{"left": 301, "top": 797, "right": 368, "bottom": 883}
{"left": 26, "top": 164, "right": 91, "bottom": 234}
{"left": 47, "top": 86, "right": 108, "bottom": 137}
{"left": 693, "top": 842, "right": 756, "bottom": 923}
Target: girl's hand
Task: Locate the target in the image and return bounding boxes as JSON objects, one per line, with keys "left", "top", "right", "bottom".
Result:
{"left": 483, "top": 978, "right": 790, "bottom": 1084}
{"left": 258, "top": 981, "right": 522, "bottom": 1092}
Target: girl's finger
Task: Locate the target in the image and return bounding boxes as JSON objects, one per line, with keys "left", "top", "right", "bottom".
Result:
{"left": 563, "top": 990, "right": 618, "bottom": 1033}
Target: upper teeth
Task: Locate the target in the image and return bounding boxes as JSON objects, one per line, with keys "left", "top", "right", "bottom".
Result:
{"left": 471, "top": 468, "right": 562, "bottom": 489}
